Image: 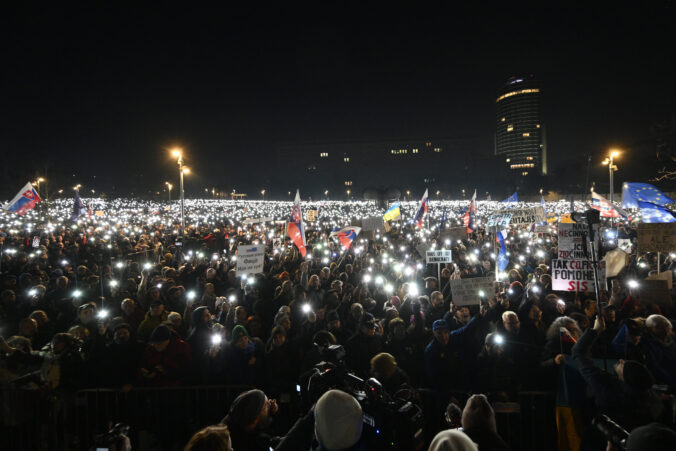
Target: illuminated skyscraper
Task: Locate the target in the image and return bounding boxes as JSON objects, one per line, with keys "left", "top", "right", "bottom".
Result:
{"left": 495, "top": 75, "right": 547, "bottom": 176}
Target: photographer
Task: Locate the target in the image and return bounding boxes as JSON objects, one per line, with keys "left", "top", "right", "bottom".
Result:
{"left": 572, "top": 315, "right": 663, "bottom": 434}
{"left": 221, "top": 389, "right": 279, "bottom": 451}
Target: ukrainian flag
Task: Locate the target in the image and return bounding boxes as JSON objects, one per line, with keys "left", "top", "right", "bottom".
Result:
{"left": 383, "top": 202, "right": 401, "bottom": 221}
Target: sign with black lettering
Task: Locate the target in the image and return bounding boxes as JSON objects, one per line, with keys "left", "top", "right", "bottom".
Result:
{"left": 236, "top": 244, "right": 265, "bottom": 276}
{"left": 552, "top": 259, "right": 606, "bottom": 292}
{"left": 495, "top": 207, "right": 545, "bottom": 225}
{"left": 450, "top": 277, "right": 494, "bottom": 306}
{"left": 486, "top": 213, "right": 513, "bottom": 229}
{"left": 426, "top": 249, "right": 452, "bottom": 264}
{"left": 362, "top": 216, "right": 385, "bottom": 231}
{"left": 637, "top": 223, "right": 676, "bottom": 253}
{"left": 558, "top": 223, "right": 600, "bottom": 260}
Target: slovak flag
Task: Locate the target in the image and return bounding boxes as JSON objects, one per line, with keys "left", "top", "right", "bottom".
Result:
{"left": 413, "top": 189, "right": 429, "bottom": 229}
{"left": 590, "top": 190, "right": 628, "bottom": 219}
{"left": 560, "top": 327, "right": 577, "bottom": 344}
{"left": 3, "top": 182, "right": 42, "bottom": 216}
{"left": 463, "top": 189, "right": 477, "bottom": 233}
{"left": 286, "top": 190, "right": 307, "bottom": 257}
{"left": 330, "top": 226, "right": 361, "bottom": 250}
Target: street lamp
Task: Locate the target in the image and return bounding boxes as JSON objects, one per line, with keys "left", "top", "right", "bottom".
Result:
{"left": 34, "top": 177, "right": 45, "bottom": 199}
{"left": 172, "top": 148, "right": 187, "bottom": 236}
{"left": 261, "top": 189, "right": 266, "bottom": 199}
{"left": 346, "top": 189, "right": 351, "bottom": 199}
{"left": 602, "top": 149, "right": 620, "bottom": 228}
{"left": 165, "top": 182, "right": 173, "bottom": 201}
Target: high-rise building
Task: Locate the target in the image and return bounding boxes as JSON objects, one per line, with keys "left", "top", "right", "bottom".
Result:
{"left": 495, "top": 75, "right": 547, "bottom": 176}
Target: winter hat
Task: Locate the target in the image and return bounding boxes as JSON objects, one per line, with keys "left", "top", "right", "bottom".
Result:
{"left": 231, "top": 325, "right": 249, "bottom": 344}
{"left": 622, "top": 360, "right": 654, "bottom": 390}
{"left": 626, "top": 422, "right": 676, "bottom": 451}
{"left": 149, "top": 325, "right": 172, "bottom": 343}
{"left": 389, "top": 295, "right": 402, "bottom": 308}
{"left": 222, "top": 389, "right": 266, "bottom": 428}
{"left": 360, "top": 312, "right": 375, "bottom": 326}
{"left": 428, "top": 430, "right": 479, "bottom": 451}
{"left": 314, "top": 389, "right": 363, "bottom": 450}
{"left": 461, "top": 394, "right": 497, "bottom": 432}
{"left": 113, "top": 322, "right": 132, "bottom": 334}
{"left": 191, "top": 306, "right": 209, "bottom": 327}
{"left": 433, "top": 319, "right": 450, "bottom": 331}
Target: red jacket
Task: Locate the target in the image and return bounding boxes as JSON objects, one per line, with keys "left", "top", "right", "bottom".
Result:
{"left": 139, "top": 336, "right": 192, "bottom": 386}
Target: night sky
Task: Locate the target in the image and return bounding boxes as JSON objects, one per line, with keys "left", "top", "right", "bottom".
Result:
{"left": 3, "top": 3, "right": 675, "bottom": 198}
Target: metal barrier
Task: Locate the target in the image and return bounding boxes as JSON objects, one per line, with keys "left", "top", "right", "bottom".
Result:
{"left": 1, "top": 386, "right": 557, "bottom": 451}
{"left": 1, "top": 385, "right": 252, "bottom": 451}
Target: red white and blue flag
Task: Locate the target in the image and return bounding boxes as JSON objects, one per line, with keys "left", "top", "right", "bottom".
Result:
{"left": 413, "top": 189, "right": 429, "bottom": 229}
{"left": 286, "top": 190, "right": 307, "bottom": 257}
{"left": 462, "top": 189, "right": 477, "bottom": 233}
{"left": 560, "top": 327, "right": 577, "bottom": 344}
{"left": 591, "top": 190, "right": 628, "bottom": 219}
{"left": 330, "top": 226, "right": 361, "bottom": 250}
{"left": 3, "top": 182, "right": 42, "bottom": 216}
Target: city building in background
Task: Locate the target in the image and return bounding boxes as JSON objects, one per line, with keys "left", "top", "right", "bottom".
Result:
{"left": 495, "top": 75, "right": 548, "bottom": 176}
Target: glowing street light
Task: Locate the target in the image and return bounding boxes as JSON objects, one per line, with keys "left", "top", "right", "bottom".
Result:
{"left": 165, "top": 182, "right": 173, "bottom": 201}
{"left": 602, "top": 149, "right": 621, "bottom": 228}
{"left": 171, "top": 148, "right": 187, "bottom": 236}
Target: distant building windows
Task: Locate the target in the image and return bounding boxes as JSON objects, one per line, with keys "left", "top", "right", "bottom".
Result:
{"left": 501, "top": 117, "right": 506, "bottom": 122}
{"left": 425, "top": 142, "right": 432, "bottom": 147}
{"left": 536, "top": 124, "right": 541, "bottom": 128}
{"left": 495, "top": 88, "right": 541, "bottom": 103}
{"left": 344, "top": 180, "right": 353, "bottom": 186}
{"left": 412, "top": 148, "right": 419, "bottom": 154}
{"left": 505, "top": 158, "right": 511, "bottom": 162}
{"left": 424, "top": 177, "right": 436, "bottom": 183}
{"left": 307, "top": 165, "right": 317, "bottom": 171}
{"left": 507, "top": 125, "right": 514, "bottom": 132}
{"left": 521, "top": 171, "right": 529, "bottom": 176}
{"left": 433, "top": 147, "right": 442, "bottom": 153}
{"left": 391, "top": 149, "right": 408, "bottom": 155}
{"left": 320, "top": 152, "right": 328, "bottom": 158}
{"left": 343, "top": 157, "right": 350, "bottom": 163}
{"left": 523, "top": 132, "right": 530, "bottom": 137}
{"left": 526, "top": 156, "right": 534, "bottom": 161}
{"left": 510, "top": 163, "right": 535, "bottom": 169}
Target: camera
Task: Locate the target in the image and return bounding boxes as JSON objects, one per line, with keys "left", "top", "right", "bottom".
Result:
{"left": 592, "top": 415, "right": 628, "bottom": 450}
{"left": 93, "top": 422, "right": 130, "bottom": 451}
{"left": 302, "top": 345, "right": 424, "bottom": 450}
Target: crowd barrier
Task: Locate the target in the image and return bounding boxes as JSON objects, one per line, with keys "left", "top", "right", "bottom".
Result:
{"left": 1, "top": 386, "right": 556, "bottom": 451}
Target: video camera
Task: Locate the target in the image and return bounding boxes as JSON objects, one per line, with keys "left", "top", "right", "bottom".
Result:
{"left": 592, "top": 415, "right": 628, "bottom": 450}
{"left": 302, "top": 344, "right": 424, "bottom": 450}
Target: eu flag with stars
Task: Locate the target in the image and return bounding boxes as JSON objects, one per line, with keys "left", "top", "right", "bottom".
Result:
{"left": 622, "top": 183, "right": 674, "bottom": 209}
{"left": 638, "top": 201, "right": 676, "bottom": 223}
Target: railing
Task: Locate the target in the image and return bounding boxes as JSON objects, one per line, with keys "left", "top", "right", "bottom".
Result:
{"left": 1, "top": 386, "right": 557, "bottom": 451}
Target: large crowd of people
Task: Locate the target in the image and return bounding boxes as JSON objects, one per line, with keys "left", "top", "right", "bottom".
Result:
{"left": 1, "top": 197, "right": 675, "bottom": 450}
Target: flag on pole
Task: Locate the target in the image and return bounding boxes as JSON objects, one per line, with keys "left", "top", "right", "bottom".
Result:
{"left": 413, "top": 189, "right": 429, "bottom": 229}
{"left": 287, "top": 190, "right": 307, "bottom": 257}
{"left": 502, "top": 192, "right": 518, "bottom": 203}
{"left": 72, "top": 191, "right": 87, "bottom": 221}
{"left": 3, "top": 182, "right": 42, "bottom": 216}
{"left": 496, "top": 229, "right": 509, "bottom": 272}
{"left": 462, "top": 190, "right": 477, "bottom": 233}
{"left": 622, "top": 182, "right": 674, "bottom": 208}
{"left": 591, "top": 190, "right": 628, "bottom": 219}
{"left": 383, "top": 202, "right": 401, "bottom": 221}
{"left": 330, "top": 226, "right": 361, "bottom": 250}
{"left": 439, "top": 208, "right": 447, "bottom": 231}
{"left": 638, "top": 201, "right": 676, "bottom": 223}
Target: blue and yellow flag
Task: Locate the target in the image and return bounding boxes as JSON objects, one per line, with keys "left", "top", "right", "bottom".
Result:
{"left": 622, "top": 183, "right": 674, "bottom": 208}
{"left": 383, "top": 202, "right": 401, "bottom": 221}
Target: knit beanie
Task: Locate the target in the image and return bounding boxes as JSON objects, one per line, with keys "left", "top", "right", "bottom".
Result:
{"left": 222, "top": 389, "right": 266, "bottom": 428}
{"left": 428, "top": 430, "right": 479, "bottom": 451}
{"left": 314, "top": 390, "right": 363, "bottom": 450}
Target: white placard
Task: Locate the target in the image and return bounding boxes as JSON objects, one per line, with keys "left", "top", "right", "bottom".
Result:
{"left": 558, "top": 223, "right": 600, "bottom": 259}
{"left": 32, "top": 236, "right": 40, "bottom": 248}
{"left": 450, "top": 276, "right": 494, "bottom": 306}
{"left": 496, "top": 207, "right": 545, "bottom": 225}
{"left": 552, "top": 259, "right": 606, "bottom": 292}
{"left": 416, "top": 242, "right": 430, "bottom": 257}
{"left": 426, "top": 249, "right": 452, "bottom": 264}
{"left": 486, "top": 213, "right": 513, "bottom": 228}
{"left": 236, "top": 244, "right": 266, "bottom": 276}
{"left": 242, "top": 217, "right": 274, "bottom": 224}
{"left": 534, "top": 224, "right": 550, "bottom": 234}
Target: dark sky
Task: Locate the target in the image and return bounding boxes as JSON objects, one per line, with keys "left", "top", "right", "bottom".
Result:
{"left": 2, "top": 3, "right": 675, "bottom": 196}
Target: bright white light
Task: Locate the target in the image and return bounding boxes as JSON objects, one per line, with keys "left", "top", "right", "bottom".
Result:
{"left": 404, "top": 266, "right": 413, "bottom": 277}
{"left": 627, "top": 280, "right": 639, "bottom": 289}
{"left": 143, "top": 263, "right": 152, "bottom": 270}
{"left": 375, "top": 276, "right": 384, "bottom": 285}
{"left": 28, "top": 289, "right": 37, "bottom": 297}
{"left": 494, "top": 334, "right": 504, "bottom": 345}
{"left": 187, "top": 290, "right": 196, "bottom": 300}
{"left": 247, "top": 276, "right": 255, "bottom": 285}
{"left": 302, "top": 303, "right": 312, "bottom": 313}
{"left": 385, "top": 284, "right": 394, "bottom": 294}
{"left": 73, "top": 289, "right": 82, "bottom": 298}
{"left": 211, "top": 334, "right": 222, "bottom": 345}
{"left": 228, "top": 295, "right": 237, "bottom": 303}
{"left": 115, "top": 262, "right": 124, "bottom": 269}
{"left": 408, "top": 284, "right": 419, "bottom": 297}
{"left": 97, "top": 309, "right": 109, "bottom": 319}
{"left": 61, "top": 259, "right": 69, "bottom": 266}
{"left": 110, "top": 280, "right": 118, "bottom": 287}
{"left": 478, "top": 290, "right": 485, "bottom": 298}
{"left": 363, "top": 274, "right": 372, "bottom": 283}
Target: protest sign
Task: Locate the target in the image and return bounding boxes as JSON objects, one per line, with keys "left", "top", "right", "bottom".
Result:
{"left": 426, "top": 249, "right": 452, "bottom": 264}
{"left": 95, "top": 210, "right": 105, "bottom": 217}
{"left": 646, "top": 270, "right": 673, "bottom": 290}
{"left": 604, "top": 249, "right": 628, "bottom": 278}
{"left": 534, "top": 224, "right": 551, "bottom": 234}
{"left": 552, "top": 259, "right": 606, "bottom": 292}
{"left": 450, "top": 276, "right": 494, "bottom": 306}
{"left": 494, "top": 207, "right": 545, "bottom": 225}
{"left": 617, "top": 239, "right": 632, "bottom": 252}
{"left": 557, "top": 223, "right": 599, "bottom": 259}
{"left": 32, "top": 236, "right": 40, "bottom": 248}
{"left": 306, "top": 210, "right": 317, "bottom": 222}
{"left": 416, "top": 242, "right": 430, "bottom": 258}
{"left": 486, "top": 213, "right": 513, "bottom": 229}
{"left": 362, "top": 216, "right": 385, "bottom": 231}
{"left": 637, "top": 223, "right": 676, "bottom": 253}
{"left": 236, "top": 244, "right": 265, "bottom": 276}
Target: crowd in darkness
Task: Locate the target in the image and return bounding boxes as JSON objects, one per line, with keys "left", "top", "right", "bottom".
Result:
{"left": 1, "top": 199, "right": 675, "bottom": 451}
